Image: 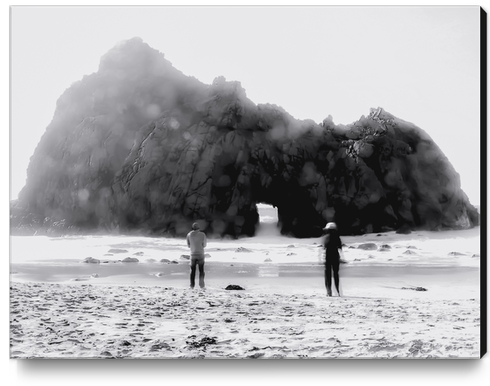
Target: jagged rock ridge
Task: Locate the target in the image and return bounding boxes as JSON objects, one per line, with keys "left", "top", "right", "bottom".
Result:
{"left": 11, "top": 37, "right": 479, "bottom": 237}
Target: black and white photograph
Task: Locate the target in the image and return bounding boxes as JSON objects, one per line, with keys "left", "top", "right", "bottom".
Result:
{"left": 8, "top": 3, "right": 483, "bottom": 368}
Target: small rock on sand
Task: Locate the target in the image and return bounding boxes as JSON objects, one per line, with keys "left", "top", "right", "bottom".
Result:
{"left": 225, "top": 285, "right": 245, "bottom": 290}
{"left": 358, "top": 243, "right": 378, "bottom": 250}
{"left": 448, "top": 252, "right": 466, "bottom": 256}
{"left": 402, "top": 286, "right": 428, "bottom": 292}
{"left": 82, "top": 257, "right": 100, "bottom": 264}
{"left": 160, "top": 259, "right": 171, "bottom": 263}
{"left": 121, "top": 257, "right": 139, "bottom": 263}
{"left": 180, "top": 255, "right": 190, "bottom": 260}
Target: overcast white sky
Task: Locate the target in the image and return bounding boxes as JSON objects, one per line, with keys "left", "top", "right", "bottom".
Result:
{"left": 9, "top": 5, "right": 481, "bottom": 204}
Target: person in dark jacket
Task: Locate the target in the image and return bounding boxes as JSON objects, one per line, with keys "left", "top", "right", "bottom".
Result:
{"left": 323, "top": 222, "right": 342, "bottom": 296}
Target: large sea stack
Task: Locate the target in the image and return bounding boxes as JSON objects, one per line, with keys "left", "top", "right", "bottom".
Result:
{"left": 11, "top": 37, "right": 479, "bottom": 237}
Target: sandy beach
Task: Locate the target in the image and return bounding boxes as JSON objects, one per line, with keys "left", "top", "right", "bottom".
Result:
{"left": 9, "top": 221, "right": 482, "bottom": 359}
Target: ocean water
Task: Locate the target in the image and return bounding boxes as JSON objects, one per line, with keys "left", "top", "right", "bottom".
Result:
{"left": 10, "top": 229, "right": 480, "bottom": 269}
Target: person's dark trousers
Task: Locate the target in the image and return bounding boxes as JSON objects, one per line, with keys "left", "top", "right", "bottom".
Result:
{"left": 190, "top": 255, "right": 205, "bottom": 288}
{"left": 325, "top": 258, "right": 340, "bottom": 296}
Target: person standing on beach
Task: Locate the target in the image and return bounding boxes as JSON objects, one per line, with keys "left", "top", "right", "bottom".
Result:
{"left": 186, "top": 222, "right": 207, "bottom": 289}
{"left": 323, "top": 222, "right": 342, "bottom": 297}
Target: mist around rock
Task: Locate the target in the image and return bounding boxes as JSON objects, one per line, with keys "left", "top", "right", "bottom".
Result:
{"left": 10, "top": 37, "right": 479, "bottom": 238}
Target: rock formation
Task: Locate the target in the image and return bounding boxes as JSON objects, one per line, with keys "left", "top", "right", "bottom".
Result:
{"left": 11, "top": 37, "right": 479, "bottom": 237}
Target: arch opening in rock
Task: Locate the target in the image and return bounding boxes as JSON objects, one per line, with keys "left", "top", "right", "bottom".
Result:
{"left": 255, "top": 203, "right": 280, "bottom": 237}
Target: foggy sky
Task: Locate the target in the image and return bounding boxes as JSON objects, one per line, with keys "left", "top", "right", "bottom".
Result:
{"left": 9, "top": 5, "right": 481, "bottom": 205}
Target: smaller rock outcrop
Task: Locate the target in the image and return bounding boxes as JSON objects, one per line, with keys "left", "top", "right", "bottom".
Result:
{"left": 121, "top": 257, "right": 139, "bottom": 263}
{"left": 225, "top": 285, "right": 245, "bottom": 290}
{"left": 82, "top": 257, "right": 100, "bottom": 264}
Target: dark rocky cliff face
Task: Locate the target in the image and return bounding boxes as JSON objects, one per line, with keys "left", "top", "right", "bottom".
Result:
{"left": 11, "top": 37, "right": 479, "bottom": 237}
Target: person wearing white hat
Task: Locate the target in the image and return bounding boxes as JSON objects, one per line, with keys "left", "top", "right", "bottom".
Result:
{"left": 323, "top": 222, "right": 343, "bottom": 296}
{"left": 186, "top": 222, "right": 207, "bottom": 289}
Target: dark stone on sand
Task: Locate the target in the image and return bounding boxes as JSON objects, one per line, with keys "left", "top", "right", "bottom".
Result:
{"left": 11, "top": 37, "right": 479, "bottom": 239}
{"left": 225, "top": 285, "right": 245, "bottom": 290}
{"left": 150, "top": 342, "right": 171, "bottom": 351}
{"left": 180, "top": 255, "right": 190, "bottom": 260}
{"left": 133, "top": 252, "right": 144, "bottom": 256}
{"left": 121, "top": 257, "right": 139, "bottom": 263}
{"left": 160, "top": 259, "right": 171, "bottom": 263}
{"left": 402, "top": 286, "right": 428, "bottom": 291}
{"left": 170, "top": 260, "right": 179, "bottom": 264}
{"left": 379, "top": 244, "right": 391, "bottom": 252}
{"left": 82, "top": 257, "right": 100, "bottom": 264}
{"left": 403, "top": 250, "right": 416, "bottom": 255}
{"left": 264, "top": 258, "right": 273, "bottom": 262}
{"left": 358, "top": 243, "right": 378, "bottom": 250}
{"left": 186, "top": 336, "right": 217, "bottom": 349}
